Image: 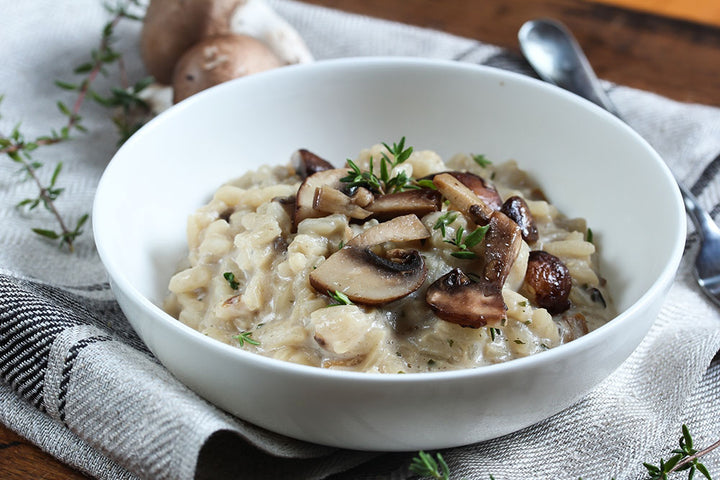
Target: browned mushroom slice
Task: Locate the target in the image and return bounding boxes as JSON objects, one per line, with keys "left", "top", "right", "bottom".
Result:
{"left": 426, "top": 268, "right": 506, "bottom": 327}
{"left": 348, "top": 214, "right": 430, "bottom": 247}
{"left": 309, "top": 215, "right": 430, "bottom": 305}
{"left": 500, "top": 196, "right": 539, "bottom": 244}
{"left": 293, "top": 168, "right": 348, "bottom": 229}
{"left": 446, "top": 172, "right": 502, "bottom": 210}
{"left": 313, "top": 186, "right": 372, "bottom": 219}
{"left": 365, "top": 189, "right": 442, "bottom": 221}
{"left": 480, "top": 211, "right": 523, "bottom": 286}
{"left": 557, "top": 312, "right": 589, "bottom": 342}
{"left": 433, "top": 173, "right": 494, "bottom": 223}
{"left": 291, "top": 149, "right": 335, "bottom": 179}
{"left": 521, "top": 250, "right": 572, "bottom": 314}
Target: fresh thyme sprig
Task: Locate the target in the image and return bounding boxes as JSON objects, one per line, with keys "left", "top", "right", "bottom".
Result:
{"left": 410, "top": 426, "right": 718, "bottom": 480}
{"left": 233, "top": 331, "right": 260, "bottom": 347}
{"left": 409, "top": 451, "right": 451, "bottom": 480}
{"left": 433, "top": 211, "right": 459, "bottom": 237}
{"left": 341, "top": 136, "right": 416, "bottom": 194}
{"left": 431, "top": 211, "right": 489, "bottom": 259}
{"left": 644, "top": 425, "right": 716, "bottom": 480}
{"left": 0, "top": 0, "right": 148, "bottom": 252}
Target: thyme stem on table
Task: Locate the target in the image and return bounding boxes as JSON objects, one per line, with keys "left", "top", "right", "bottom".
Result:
{"left": 0, "top": 0, "right": 149, "bottom": 252}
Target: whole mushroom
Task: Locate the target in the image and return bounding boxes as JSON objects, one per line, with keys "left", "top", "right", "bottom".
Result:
{"left": 172, "top": 34, "right": 282, "bottom": 103}
{"left": 140, "top": 0, "right": 314, "bottom": 105}
{"left": 141, "top": 0, "right": 244, "bottom": 85}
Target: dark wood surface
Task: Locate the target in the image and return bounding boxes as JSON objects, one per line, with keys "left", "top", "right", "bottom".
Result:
{"left": 2, "top": 1, "right": 719, "bottom": 478}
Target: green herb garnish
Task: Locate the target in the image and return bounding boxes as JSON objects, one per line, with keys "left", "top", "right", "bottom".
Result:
{"left": 223, "top": 272, "right": 240, "bottom": 290}
{"left": 234, "top": 331, "right": 259, "bottom": 347}
{"left": 586, "top": 228, "right": 594, "bottom": 244}
{"left": 340, "top": 137, "right": 415, "bottom": 194}
{"left": 327, "top": 290, "right": 353, "bottom": 306}
{"left": 433, "top": 211, "right": 459, "bottom": 237}
{"left": 472, "top": 153, "right": 492, "bottom": 168}
{"left": 409, "top": 451, "right": 450, "bottom": 480}
{"left": 444, "top": 225, "right": 489, "bottom": 259}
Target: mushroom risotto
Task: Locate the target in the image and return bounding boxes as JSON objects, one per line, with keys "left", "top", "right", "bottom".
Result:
{"left": 164, "top": 140, "right": 614, "bottom": 373}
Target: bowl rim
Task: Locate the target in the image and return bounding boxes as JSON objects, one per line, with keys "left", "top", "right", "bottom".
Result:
{"left": 93, "top": 56, "right": 687, "bottom": 383}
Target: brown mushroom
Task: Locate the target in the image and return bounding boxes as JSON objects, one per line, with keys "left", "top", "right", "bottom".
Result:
{"left": 293, "top": 168, "right": 348, "bottom": 229}
{"left": 172, "top": 34, "right": 282, "bottom": 103}
{"left": 557, "top": 312, "right": 589, "bottom": 342}
{"left": 433, "top": 173, "right": 494, "bottom": 223}
{"left": 479, "top": 211, "right": 523, "bottom": 286}
{"left": 521, "top": 250, "right": 572, "bottom": 314}
{"left": 291, "top": 149, "right": 335, "bottom": 179}
{"left": 309, "top": 215, "right": 430, "bottom": 305}
{"left": 141, "top": 0, "right": 244, "bottom": 85}
{"left": 313, "top": 186, "right": 372, "bottom": 220}
{"left": 426, "top": 268, "right": 506, "bottom": 327}
{"left": 365, "top": 189, "right": 442, "bottom": 221}
{"left": 433, "top": 172, "right": 522, "bottom": 287}
{"left": 446, "top": 171, "right": 503, "bottom": 210}
{"left": 500, "top": 196, "right": 539, "bottom": 244}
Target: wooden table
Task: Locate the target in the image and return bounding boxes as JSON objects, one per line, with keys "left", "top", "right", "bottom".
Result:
{"left": 2, "top": 1, "right": 719, "bottom": 478}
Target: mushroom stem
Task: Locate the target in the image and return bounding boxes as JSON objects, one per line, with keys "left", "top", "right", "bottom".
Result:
{"left": 229, "top": 0, "right": 314, "bottom": 65}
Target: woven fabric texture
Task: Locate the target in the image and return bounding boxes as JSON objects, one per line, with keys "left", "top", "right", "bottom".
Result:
{"left": 1, "top": 1, "right": 719, "bottom": 479}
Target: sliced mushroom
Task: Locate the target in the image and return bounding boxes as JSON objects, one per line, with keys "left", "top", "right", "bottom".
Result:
{"left": 521, "top": 250, "right": 572, "bottom": 314}
{"left": 426, "top": 268, "right": 506, "bottom": 327}
{"left": 293, "top": 168, "right": 348, "bottom": 229}
{"left": 446, "top": 172, "right": 502, "bottom": 210}
{"left": 313, "top": 186, "right": 372, "bottom": 220}
{"left": 501, "top": 196, "right": 539, "bottom": 244}
{"left": 291, "top": 149, "right": 335, "bottom": 179}
{"left": 557, "top": 312, "right": 589, "bottom": 342}
{"left": 309, "top": 215, "right": 430, "bottom": 305}
{"left": 433, "top": 173, "right": 494, "bottom": 223}
{"left": 433, "top": 172, "right": 522, "bottom": 287}
{"left": 365, "top": 189, "right": 442, "bottom": 222}
{"left": 347, "top": 214, "right": 430, "bottom": 247}
{"left": 480, "top": 211, "right": 523, "bottom": 286}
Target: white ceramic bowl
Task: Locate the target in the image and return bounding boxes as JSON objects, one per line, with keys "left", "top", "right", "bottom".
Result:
{"left": 93, "top": 57, "right": 685, "bottom": 450}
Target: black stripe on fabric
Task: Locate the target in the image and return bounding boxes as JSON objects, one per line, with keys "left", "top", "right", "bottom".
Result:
{"left": 691, "top": 150, "right": 720, "bottom": 197}
{"left": 57, "top": 335, "right": 112, "bottom": 425}
{"left": 711, "top": 203, "right": 720, "bottom": 220}
{"left": 452, "top": 42, "right": 484, "bottom": 61}
{"left": 0, "top": 280, "right": 83, "bottom": 411}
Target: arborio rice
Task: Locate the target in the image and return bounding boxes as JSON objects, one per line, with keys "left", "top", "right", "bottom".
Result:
{"left": 164, "top": 141, "right": 614, "bottom": 373}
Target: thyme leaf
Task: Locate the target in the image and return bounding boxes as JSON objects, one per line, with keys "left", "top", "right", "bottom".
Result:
{"left": 223, "top": 272, "right": 240, "bottom": 290}
{"left": 327, "top": 290, "right": 353, "bottom": 306}
{"left": 233, "top": 331, "right": 260, "bottom": 347}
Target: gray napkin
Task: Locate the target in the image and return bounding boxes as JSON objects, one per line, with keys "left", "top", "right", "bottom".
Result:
{"left": 1, "top": 1, "right": 719, "bottom": 479}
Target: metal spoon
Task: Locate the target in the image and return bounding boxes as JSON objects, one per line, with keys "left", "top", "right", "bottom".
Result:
{"left": 518, "top": 18, "right": 720, "bottom": 308}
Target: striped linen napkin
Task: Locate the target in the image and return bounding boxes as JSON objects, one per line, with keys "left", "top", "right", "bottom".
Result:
{"left": 1, "top": 1, "right": 719, "bottom": 478}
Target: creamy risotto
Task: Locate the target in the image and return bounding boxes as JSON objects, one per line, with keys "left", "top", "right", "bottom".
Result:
{"left": 164, "top": 140, "right": 614, "bottom": 373}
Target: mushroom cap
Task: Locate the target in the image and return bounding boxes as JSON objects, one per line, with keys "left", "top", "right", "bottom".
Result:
{"left": 172, "top": 34, "right": 283, "bottom": 103}
{"left": 292, "top": 149, "right": 335, "bottom": 179}
{"left": 293, "top": 168, "right": 348, "bottom": 229}
{"left": 309, "top": 214, "right": 430, "bottom": 305}
{"left": 426, "top": 268, "right": 507, "bottom": 328}
{"left": 141, "top": 0, "right": 245, "bottom": 84}
{"left": 309, "top": 247, "right": 427, "bottom": 305}
{"left": 500, "top": 196, "right": 539, "bottom": 244}
{"left": 521, "top": 250, "right": 572, "bottom": 314}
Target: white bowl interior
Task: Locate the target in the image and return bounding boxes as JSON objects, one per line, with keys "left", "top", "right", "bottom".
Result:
{"left": 93, "top": 58, "right": 685, "bottom": 449}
